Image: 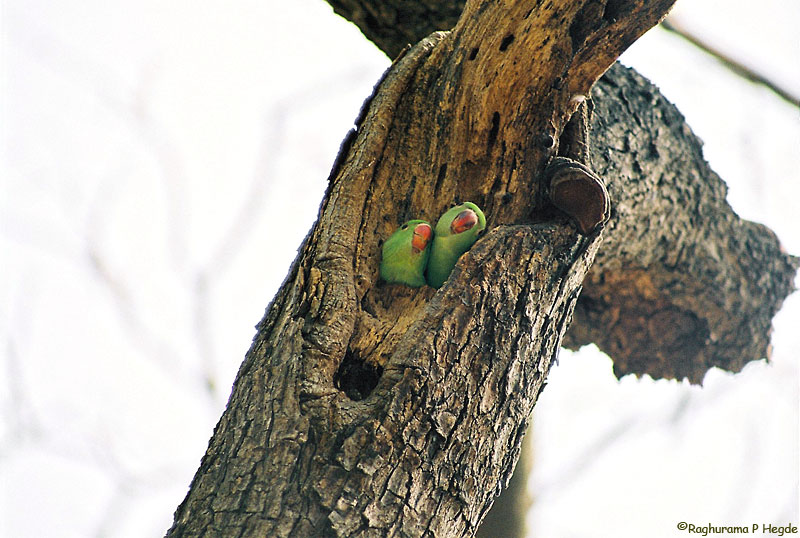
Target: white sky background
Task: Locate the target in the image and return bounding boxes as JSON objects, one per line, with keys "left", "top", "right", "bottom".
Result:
{"left": 1, "top": 0, "right": 798, "bottom": 536}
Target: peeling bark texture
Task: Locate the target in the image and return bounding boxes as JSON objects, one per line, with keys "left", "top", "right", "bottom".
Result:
{"left": 166, "top": 0, "right": 798, "bottom": 536}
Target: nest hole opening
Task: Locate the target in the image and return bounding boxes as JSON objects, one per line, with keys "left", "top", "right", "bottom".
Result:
{"left": 334, "top": 348, "right": 383, "bottom": 401}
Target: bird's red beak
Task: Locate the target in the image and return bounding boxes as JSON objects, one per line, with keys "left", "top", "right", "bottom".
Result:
{"left": 411, "top": 223, "right": 432, "bottom": 253}
{"left": 450, "top": 209, "right": 478, "bottom": 234}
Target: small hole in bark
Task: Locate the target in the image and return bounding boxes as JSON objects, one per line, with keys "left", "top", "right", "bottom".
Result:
{"left": 499, "top": 34, "right": 515, "bottom": 51}
{"left": 469, "top": 47, "right": 479, "bottom": 60}
{"left": 568, "top": 20, "right": 585, "bottom": 54}
{"left": 540, "top": 133, "right": 556, "bottom": 149}
{"left": 334, "top": 348, "right": 382, "bottom": 401}
{"left": 435, "top": 163, "right": 447, "bottom": 197}
{"left": 603, "top": 0, "right": 627, "bottom": 22}
{"left": 488, "top": 112, "right": 500, "bottom": 148}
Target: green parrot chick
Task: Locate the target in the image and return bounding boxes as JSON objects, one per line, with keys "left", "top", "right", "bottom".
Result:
{"left": 426, "top": 202, "right": 486, "bottom": 288}
{"left": 379, "top": 220, "right": 433, "bottom": 288}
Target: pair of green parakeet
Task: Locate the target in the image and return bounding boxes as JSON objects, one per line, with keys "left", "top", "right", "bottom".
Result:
{"left": 380, "top": 202, "right": 486, "bottom": 289}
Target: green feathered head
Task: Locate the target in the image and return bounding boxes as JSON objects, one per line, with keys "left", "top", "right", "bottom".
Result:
{"left": 426, "top": 202, "right": 486, "bottom": 288}
{"left": 379, "top": 220, "right": 433, "bottom": 288}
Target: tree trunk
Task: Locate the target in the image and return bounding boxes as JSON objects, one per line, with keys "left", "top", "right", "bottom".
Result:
{"left": 319, "top": 4, "right": 798, "bottom": 535}
{"left": 166, "top": 0, "right": 797, "bottom": 536}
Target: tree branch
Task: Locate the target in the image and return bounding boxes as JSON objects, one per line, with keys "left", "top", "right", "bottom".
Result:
{"left": 324, "top": 0, "right": 798, "bottom": 382}
{"left": 167, "top": 0, "right": 684, "bottom": 535}
{"left": 326, "top": 0, "right": 464, "bottom": 59}
{"left": 661, "top": 18, "right": 800, "bottom": 108}
{"left": 565, "top": 62, "right": 799, "bottom": 381}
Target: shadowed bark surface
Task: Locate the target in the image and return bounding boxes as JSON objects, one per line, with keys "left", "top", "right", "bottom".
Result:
{"left": 326, "top": 0, "right": 465, "bottom": 58}
{"left": 566, "top": 63, "right": 798, "bottom": 381}
{"left": 166, "top": 0, "right": 797, "bottom": 536}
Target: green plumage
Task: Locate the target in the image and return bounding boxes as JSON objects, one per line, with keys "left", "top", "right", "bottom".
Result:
{"left": 426, "top": 202, "right": 486, "bottom": 288}
{"left": 379, "top": 220, "right": 433, "bottom": 288}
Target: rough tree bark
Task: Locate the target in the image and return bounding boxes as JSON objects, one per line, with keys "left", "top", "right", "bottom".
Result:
{"left": 167, "top": 0, "right": 797, "bottom": 536}
{"left": 324, "top": 0, "right": 798, "bottom": 389}
{"left": 321, "top": 3, "right": 800, "bottom": 535}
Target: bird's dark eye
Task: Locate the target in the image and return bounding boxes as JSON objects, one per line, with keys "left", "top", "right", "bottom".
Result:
{"left": 401, "top": 224, "right": 408, "bottom": 230}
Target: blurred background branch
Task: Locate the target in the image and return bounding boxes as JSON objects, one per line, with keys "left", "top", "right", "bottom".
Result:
{"left": 662, "top": 17, "right": 800, "bottom": 108}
